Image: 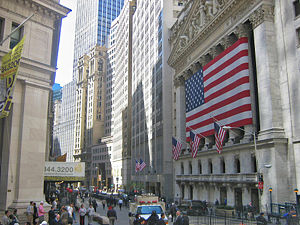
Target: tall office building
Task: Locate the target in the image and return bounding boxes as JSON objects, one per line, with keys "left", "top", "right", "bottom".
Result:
{"left": 73, "top": 0, "right": 124, "bottom": 80}
{"left": 130, "top": 1, "right": 182, "bottom": 199}
{"left": 111, "top": 0, "right": 136, "bottom": 189}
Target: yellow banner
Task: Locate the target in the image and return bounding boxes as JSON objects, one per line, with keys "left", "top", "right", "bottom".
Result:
{"left": 0, "top": 37, "right": 25, "bottom": 119}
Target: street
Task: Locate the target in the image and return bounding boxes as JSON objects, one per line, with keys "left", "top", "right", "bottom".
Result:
{"left": 74, "top": 199, "right": 130, "bottom": 225}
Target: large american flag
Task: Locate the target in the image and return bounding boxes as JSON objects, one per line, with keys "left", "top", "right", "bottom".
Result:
{"left": 185, "top": 37, "right": 252, "bottom": 140}
{"left": 172, "top": 137, "right": 182, "bottom": 160}
{"left": 190, "top": 130, "right": 201, "bottom": 158}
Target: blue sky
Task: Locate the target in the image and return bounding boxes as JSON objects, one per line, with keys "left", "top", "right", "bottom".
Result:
{"left": 55, "top": 0, "right": 77, "bottom": 86}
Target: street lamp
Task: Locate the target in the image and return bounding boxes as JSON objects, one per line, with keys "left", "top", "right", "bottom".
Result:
{"left": 294, "top": 189, "right": 298, "bottom": 206}
{"left": 269, "top": 188, "right": 273, "bottom": 214}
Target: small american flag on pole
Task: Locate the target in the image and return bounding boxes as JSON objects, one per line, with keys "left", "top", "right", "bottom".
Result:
{"left": 190, "top": 130, "right": 201, "bottom": 158}
{"left": 135, "top": 159, "right": 140, "bottom": 172}
{"left": 185, "top": 37, "right": 252, "bottom": 141}
{"left": 139, "top": 159, "right": 146, "bottom": 171}
{"left": 172, "top": 137, "right": 182, "bottom": 160}
{"left": 214, "top": 122, "right": 226, "bottom": 153}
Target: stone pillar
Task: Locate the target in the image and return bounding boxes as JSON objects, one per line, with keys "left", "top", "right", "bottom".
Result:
{"left": 2, "top": 80, "right": 50, "bottom": 210}
{"left": 226, "top": 185, "right": 234, "bottom": 206}
{"left": 249, "top": 4, "right": 284, "bottom": 140}
{"left": 175, "top": 76, "right": 187, "bottom": 149}
{"left": 242, "top": 186, "right": 252, "bottom": 206}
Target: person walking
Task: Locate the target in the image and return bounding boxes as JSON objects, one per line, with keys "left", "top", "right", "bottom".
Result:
{"left": 102, "top": 199, "right": 106, "bottom": 210}
{"left": 147, "top": 211, "right": 159, "bottom": 225}
{"left": 157, "top": 213, "right": 166, "bottom": 225}
{"left": 12, "top": 209, "right": 20, "bottom": 224}
{"left": 256, "top": 212, "right": 268, "bottom": 225}
{"left": 79, "top": 204, "right": 86, "bottom": 225}
{"left": 118, "top": 199, "right": 123, "bottom": 211}
{"left": 60, "top": 207, "right": 69, "bottom": 225}
{"left": 26, "top": 201, "right": 34, "bottom": 225}
{"left": 182, "top": 212, "right": 189, "bottom": 225}
{"left": 170, "top": 203, "right": 177, "bottom": 222}
{"left": 38, "top": 201, "right": 46, "bottom": 224}
{"left": 107, "top": 206, "right": 117, "bottom": 225}
{"left": 67, "top": 204, "right": 74, "bottom": 225}
{"left": 33, "top": 202, "right": 38, "bottom": 225}
{"left": 2, "top": 210, "right": 10, "bottom": 225}
{"left": 48, "top": 206, "right": 56, "bottom": 225}
{"left": 87, "top": 204, "right": 95, "bottom": 225}
{"left": 174, "top": 211, "right": 183, "bottom": 225}
{"left": 92, "top": 199, "right": 98, "bottom": 212}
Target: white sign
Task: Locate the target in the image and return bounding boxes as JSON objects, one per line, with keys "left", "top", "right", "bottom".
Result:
{"left": 44, "top": 162, "right": 85, "bottom": 177}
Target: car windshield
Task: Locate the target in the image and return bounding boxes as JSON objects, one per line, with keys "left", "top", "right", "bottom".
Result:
{"left": 137, "top": 206, "right": 162, "bottom": 214}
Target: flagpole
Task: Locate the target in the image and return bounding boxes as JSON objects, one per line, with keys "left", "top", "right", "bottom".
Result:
{"left": 186, "top": 126, "right": 211, "bottom": 142}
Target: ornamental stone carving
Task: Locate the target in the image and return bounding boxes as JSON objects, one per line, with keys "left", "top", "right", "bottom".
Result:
{"left": 249, "top": 4, "right": 274, "bottom": 29}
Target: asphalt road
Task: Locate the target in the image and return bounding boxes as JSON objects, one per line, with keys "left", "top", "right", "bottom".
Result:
{"left": 73, "top": 199, "right": 130, "bottom": 225}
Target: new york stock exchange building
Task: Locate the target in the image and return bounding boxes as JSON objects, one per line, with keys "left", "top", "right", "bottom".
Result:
{"left": 168, "top": 0, "right": 300, "bottom": 212}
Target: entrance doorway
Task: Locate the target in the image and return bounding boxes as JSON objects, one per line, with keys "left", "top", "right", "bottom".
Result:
{"left": 251, "top": 189, "right": 259, "bottom": 213}
{"left": 235, "top": 188, "right": 243, "bottom": 210}
{"left": 220, "top": 187, "right": 227, "bottom": 205}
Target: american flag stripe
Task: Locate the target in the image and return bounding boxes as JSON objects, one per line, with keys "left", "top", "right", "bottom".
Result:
{"left": 215, "top": 122, "right": 226, "bottom": 153}
{"left": 186, "top": 37, "right": 252, "bottom": 140}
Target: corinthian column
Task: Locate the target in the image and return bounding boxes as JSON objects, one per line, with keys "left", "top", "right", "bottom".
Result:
{"left": 249, "top": 3, "right": 284, "bottom": 140}
{"left": 175, "top": 75, "right": 187, "bottom": 149}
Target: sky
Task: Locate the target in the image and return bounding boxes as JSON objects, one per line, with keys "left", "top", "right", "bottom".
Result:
{"left": 55, "top": 0, "right": 77, "bottom": 86}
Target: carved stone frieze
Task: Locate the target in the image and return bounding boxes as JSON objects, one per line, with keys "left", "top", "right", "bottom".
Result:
{"left": 249, "top": 4, "right": 274, "bottom": 29}
{"left": 174, "top": 76, "right": 185, "bottom": 88}
{"left": 234, "top": 23, "right": 251, "bottom": 38}
{"left": 168, "top": 0, "right": 264, "bottom": 70}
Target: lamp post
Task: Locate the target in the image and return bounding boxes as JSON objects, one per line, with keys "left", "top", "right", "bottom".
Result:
{"left": 294, "top": 189, "right": 298, "bottom": 206}
{"left": 269, "top": 188, "right": 273, "bottom": 214}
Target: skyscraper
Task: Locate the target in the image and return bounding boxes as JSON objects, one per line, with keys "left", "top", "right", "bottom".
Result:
{"left": 73, "top": 0, "right": 124, "bottom": 80}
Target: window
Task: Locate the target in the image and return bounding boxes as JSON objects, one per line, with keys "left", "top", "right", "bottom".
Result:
{"left": 235, "top": 158, "right": 241, "bottom": 173}
{"left": 296, "top": 27, "right": 300, "bottom": 47}
{"left": 0, "top": 17, "right": 4, "bottom": 42}
{"left": 220, "top": 158, "right": 225, "bottom": 173}
{"left": 10, "top": 23, "right": 23, "bottom": 49}
{"left": 294, "top": 1, "right": 300, "bottom": 17}
{"left": 208, "top": 160, "right": 213, "bottom": 174}
{"left": 198, "top": 161, "right": 202, "bottom": 174}
{"left": 181, "top": 162, "right": 184, "bottom": 175}
{"left": 189, "top": 161, "right": 192, "bottom": 174}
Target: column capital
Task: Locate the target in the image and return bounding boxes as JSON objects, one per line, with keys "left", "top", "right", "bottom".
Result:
{"left": 234, "top": 23, "right": 251, "bottom": 39}
{"left": 174, "top": 75, "right": 185, "bottom": 87}
{"left": 249, "top": 4, "right": 274, "bottom": 29}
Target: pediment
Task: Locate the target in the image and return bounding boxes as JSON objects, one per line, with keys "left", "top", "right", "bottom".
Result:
{"left": 168, "top": 0, "right": 263, "bottom": 69}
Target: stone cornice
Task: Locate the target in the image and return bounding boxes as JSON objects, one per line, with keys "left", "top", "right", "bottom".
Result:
{"left": 168, "top": 0, "right": 274, "bottom": 71}
{"left": 32, "top": 0, "right": 70, "bottom": 18}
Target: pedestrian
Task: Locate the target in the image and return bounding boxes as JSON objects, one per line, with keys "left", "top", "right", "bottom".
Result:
{"left": 107, "top": 206, "right": 117, "bottom": 225}
{"left": 60, "top": 207, "right": 68, "bottom": 225}
{"left": 157, "top": 213, "right": 166, "bottom": 225}
{"left": 2, "top": 210, "right": 10, "bottom": 225}
{"left": 182, "top": 212, "right": 189, "bottom": 225}
{"left": 133, "top": 214, "right": 142, "bottom": 225}
{"left": 214, "top": 199, "right": 219, "bottom": 206}
{"left": 87, "top": 204, "right": 95, "bottom": 225}
{"left": 174, "top": 211, "right": 183, "bottom": 225}
{"left": 256, "top": 212, "right": 268, "bottom": 225}
{"left": 67, "top": 204, "right": 74, "bottom": 225}
{"left": 33, "top": 202, "right": 38, "bottom": 225}
{"left": 38, "top": 201, "right": 46, "bottom": 224}
{"left": 147, "top": 211, "right": 159, "bottom": 225}
{"left": 79, "top": 204, "right": 86, "bottom": 225}
{"left": 102, "top": 199, "right": 106, "bottom": 210}
{"left": 118, "top": 199, "right": 123, "bottom": 211}
{"left": 170, "top": 203, "right": 177, "bottom": 222}
{"left": 53, "top": 214, "right": 62, "bottom": 225}
{"left": 48, "top": 206, "right": 56, "bottom": 225}
{"left": 52, "top": 199, "right": 57, "bottom": 210}
{"left": 26, "top": 201, "right": 34, "bottom": 225}
{"left": 12, "top": 209, "right": 19, "bottom": 224}
{"left": 287, "top": 208, "right": 298, "bottom": 225}
{"left": 92, "top": 199, "right": 98, "bottom": 212}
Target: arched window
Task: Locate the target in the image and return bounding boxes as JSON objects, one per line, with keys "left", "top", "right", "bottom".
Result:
{"left": 189, "top": 161, "right": 192, "bottom": 174}
{"left": 181, "top": 162, "right": 184, "bottom": 175}
{"left": 198, "top": 160, "right": 202, "bottom": 174}
{"left": 189, "top": 185, "right": 193, "bottom": 200}
{"left": 209, "top": 159, "right": 213, "bottom": 174}
{"left": 181, "top": 185, "right": 185, "bottom": 199}
{"left": 251, "top": 155, "right": 257, "bottom": 173}
{"left": 235, "top": 158, "right": 241, "bottom": 173}
{"left": 220, "top": 157, "right": 225, "bottom": 173}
